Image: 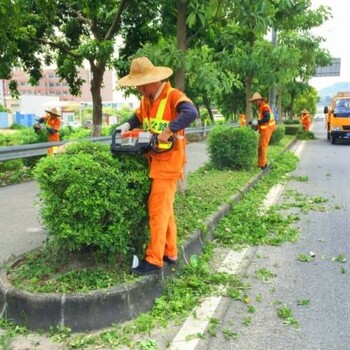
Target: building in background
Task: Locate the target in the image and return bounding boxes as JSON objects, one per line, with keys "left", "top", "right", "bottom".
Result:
{"left": 3, "top": 68, "right": 114, "bottom": 102}
{"left": 1, "top": 68, "right": 138, "bottom": 126}
{"left": 0, "top": 80, "right": 4, "bottom": 107}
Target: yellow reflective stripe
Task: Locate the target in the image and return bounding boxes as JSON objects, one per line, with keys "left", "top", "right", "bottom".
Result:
{"left": 143, "top": 119, "right": 150, "bottom": 131}
{"left": 148, "top": 88, "right": 174, "bottom": 134}
{"left": 156, "top": 97, "right": 168, "bottom": 119}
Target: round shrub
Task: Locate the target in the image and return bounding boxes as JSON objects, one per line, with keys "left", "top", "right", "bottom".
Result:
{"left": 282, "top": 118, "right": 300, "bottom": 125}
{"left": 269, "top": 124, "right": 285, "bottom": 145}
{"left": 284, "top": 124, "right": 302, "bottom": 135}
{"left": 296, "top": 129, "right": 315, "bottom": 140}
{"left": 207, "top": 125, "right": 258, "bottom": 170}
{"left": 33, "top": 142, "right": 150, "bottom": 262}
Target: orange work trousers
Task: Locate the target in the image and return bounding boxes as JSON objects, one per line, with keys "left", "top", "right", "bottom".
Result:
{"left": 302, "top": 121, "right": 310, "bottom": 131}
{"left": 146, "top": 178, "right": 178, "bottom": 267}
{"left": 258, "top": 127, "right": 274, "bottom": 168}
{"left": 47, "top": 134, "right": 60, "bottom": 156}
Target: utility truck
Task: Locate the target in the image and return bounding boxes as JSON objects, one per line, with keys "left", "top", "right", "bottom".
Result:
{"left": 324, "top": 92, "right": 350, "bottom": 144}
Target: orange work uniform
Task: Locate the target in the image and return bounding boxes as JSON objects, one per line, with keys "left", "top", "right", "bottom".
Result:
{"left": 257, "top": 102, "right": 275, "bottom": 168}
{"left": 239, "top": 114, "right": 246, "bottom": 126}
{"left": 135, "top": 81, "right": 193, "bottom": 267}
{"left": 40, "top": 114, "right": 61, "bottom": 155}
{"left": 300, "top": 113, "right": 311, "bottom": 131}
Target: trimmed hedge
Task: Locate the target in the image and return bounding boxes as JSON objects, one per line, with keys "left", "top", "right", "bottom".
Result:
{"left": 207, "top": 126, "right": 258, "bottom": 170}
{"left": 284, "top": 124, "right": 302, "bottom": 135}
{"left": 269, "top": 124, "right": 285, "bottom": 145}
{"left": 33, "top": 142, "right": 150, "bottom": 262}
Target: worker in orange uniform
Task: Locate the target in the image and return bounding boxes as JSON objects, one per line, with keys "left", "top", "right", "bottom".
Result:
{"left": 116, "top": 56, "right": 198, "bottom": 275}
{"left": 37, "top": 108, "right": 61, "bottom": 155}
{"left": 299, "top": 108, "right": 311, "bottom": 131}
{"left": 249, "top": 92, "right": 276, "bottom": 171}
{"left": 239, "top": 113, "right": 246, "bottom": 126}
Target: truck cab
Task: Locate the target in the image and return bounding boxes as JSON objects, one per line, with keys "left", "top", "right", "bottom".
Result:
{"left": 324, "top": 92, "right": 350, "bottom": 144}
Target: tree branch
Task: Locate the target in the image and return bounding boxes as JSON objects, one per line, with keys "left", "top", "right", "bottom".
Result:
{"left": 35, "top": 38, "right": 81, "bottom": 58}
{"left": 76, "top": 10, "right": 93, "bottom": 27}
{"left": 75, "top": 10, "right": 100, "bottom": 40}
{"left": 104, "top": 0, "right": 130, "bottom": 40}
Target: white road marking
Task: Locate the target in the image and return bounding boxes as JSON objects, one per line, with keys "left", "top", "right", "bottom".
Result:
{"left": 169, "top": 139, "right": 305, "bottom": 349}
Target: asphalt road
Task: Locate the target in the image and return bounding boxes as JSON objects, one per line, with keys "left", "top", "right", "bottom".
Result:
{"left": 198, "top": 120, "right": 350, "bottom": 349}
{"left": 0, "top": 141, "right": 209, "bottom": 263}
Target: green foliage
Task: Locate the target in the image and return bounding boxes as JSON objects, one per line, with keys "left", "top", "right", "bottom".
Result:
{"left": 284, "top": 124, "right": 301, "bottom": 135}
{"left": 282, "top": 119, "right": 300, "bottom": 125}
{"left": 207, "top": 126, "right": 258, "bottom": 170}
{"left": 9, "top": 123, "right": 25, "bottom": 130}
{"left": 0, "top": 128, "right": 46, "bottom": 186}
{"left": 33, "top": 142, "right": 150, "bottom": 261}
{"left": 60, "top": 127, "right": 91, "bottom": 141}
{"left": 269, "top": 124, "right": 285, "bottom": 145}
{"left": 116, "top": 106, "right": 134, "bottom": 124}
{"left": 58, "top": 126, "right": 74, "bottom": 140}
{"left": 296, "top": 129, "right": 315, "bottom": 140}
{"left": 0, "top": 127, "right": 46, "bottom": 146}
{"left": 293, "top": 86, "right": 319, "bottom": 115}
{"left": 0, "top": 103, "right": 9, "bottom": 112}
{"left": 0, "top": 159, "right": 32, "bottom": 187}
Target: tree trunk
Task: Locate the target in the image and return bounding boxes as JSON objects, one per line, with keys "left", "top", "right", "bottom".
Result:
{"left": 277, "top": 86, "right": 283, "bottom": 122}
{"left": 90, "top": 64, "right": 105, "bottom": 137}
{"left": 174, "top": 0, "right": 187, "bottom": 92}
{"left": 204, "top": 102, "right": 215, "bottom": 125}
{"left": 175, "top": 0, "right": 187, "bottom": 193}
{"left": 290, "top": 81, "right": 297, "bottom": 118}
{"left": 245, "top": 74, "right": 254, "bottom": 120}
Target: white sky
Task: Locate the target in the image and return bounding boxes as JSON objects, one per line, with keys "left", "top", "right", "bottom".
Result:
{"left": 309, "top": 0, "right": 350, "bottom": 90}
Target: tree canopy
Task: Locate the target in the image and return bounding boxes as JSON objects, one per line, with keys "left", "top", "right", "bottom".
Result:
{"left": 0, "top": 0, "right": 333, "bottom": 131}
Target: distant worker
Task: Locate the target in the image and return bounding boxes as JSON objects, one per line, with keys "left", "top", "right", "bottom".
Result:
{"left": 239, "top": 113, "right": 246, "bottom": 127}
{"left": 299, "top": 108, "right": 311, "bottom": 131}
{"left": 37, "top": 108, "right": 61, "bottom": 155}
{"left": 249, "top": 92, "right": 276, "bottom": 171}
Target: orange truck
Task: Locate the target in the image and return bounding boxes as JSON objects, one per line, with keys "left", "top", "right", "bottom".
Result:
{"left": 324, "top": 92, "right": 350, "bottom": 144}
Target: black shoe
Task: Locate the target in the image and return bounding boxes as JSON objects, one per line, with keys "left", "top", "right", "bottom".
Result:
{"left": 260, "top": 164, "right": 270, "bottom": 172}
{"left": 163, "top": 256, "right": 177, "bottom": 265}
{"left": 132, "top": 260, "right": 161, "bottom": 275}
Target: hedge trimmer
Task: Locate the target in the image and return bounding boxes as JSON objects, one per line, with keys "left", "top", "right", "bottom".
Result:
{"left": 111, "top": 128, "right": 175, "bottom": 156}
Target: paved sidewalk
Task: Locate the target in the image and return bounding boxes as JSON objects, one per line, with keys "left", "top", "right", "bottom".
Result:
{"left": 0, "top": 141, "right": 209, "bottom": 263}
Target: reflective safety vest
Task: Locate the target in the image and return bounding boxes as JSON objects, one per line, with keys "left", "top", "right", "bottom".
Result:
{"left": 259, "top": 102, "right": 276, "bottom": 130}
{"left": 142, "top": 87, "right": 174, "bottom": 150}
{"left": 136, "top": 81, "right": 192, "bottom": 179}
{"left": 142, "top": 88, "right": 174, "bottom": 134}
{"left": 43, "top": 115, "right": 60, "bottom": 142}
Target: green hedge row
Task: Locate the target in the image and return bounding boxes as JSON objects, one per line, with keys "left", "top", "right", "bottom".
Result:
{"left": 34, "top": 142, "right": 150, "bottom": 263}
{"left": 207, "top": 124, "right": 285, "bottom": 170}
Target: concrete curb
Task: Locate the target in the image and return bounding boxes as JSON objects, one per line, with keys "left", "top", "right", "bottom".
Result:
{"left": 0, "top": 138, "right": 297, "bottom": 332}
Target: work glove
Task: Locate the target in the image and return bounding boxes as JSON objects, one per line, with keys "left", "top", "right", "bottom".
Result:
{"left": 248, "top": 119, "right": 258, "bottom": 131}
{"left": 116, "top": 122, "right": 130, "bottom": 135}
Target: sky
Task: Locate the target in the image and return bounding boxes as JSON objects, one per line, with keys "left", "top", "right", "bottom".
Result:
{"left": 309, "top": 0, "right": 350, "bottom": 90}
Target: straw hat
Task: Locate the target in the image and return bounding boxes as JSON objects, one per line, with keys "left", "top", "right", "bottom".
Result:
{"left": 45, "top": 107, "right": 61, "bottom": 117}
{"left": 301, "top": 108, "right": 309, "bottom": 114}
{"left": 249, "top": 92, "right": 264, "bottom": 102}
{"left": 117, "top": 57, "right": 173, "bottom": 87}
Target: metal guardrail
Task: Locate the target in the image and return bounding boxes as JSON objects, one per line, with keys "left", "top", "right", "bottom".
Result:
{"left": 0, "top": 125, "right": 238, "bottom": 162}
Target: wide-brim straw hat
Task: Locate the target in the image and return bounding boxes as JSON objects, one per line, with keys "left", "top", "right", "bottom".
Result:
{"left": 301, "top": 108, "right": 309, "bottom": 114}
{"left": 45, "top": 107, "right": 61, "bottom": 117}
{"left": 117, "top": 56, "right": 173, "bottom": 87}
{"left": 249, "top": 92, "right": 264, "bottom": 102}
